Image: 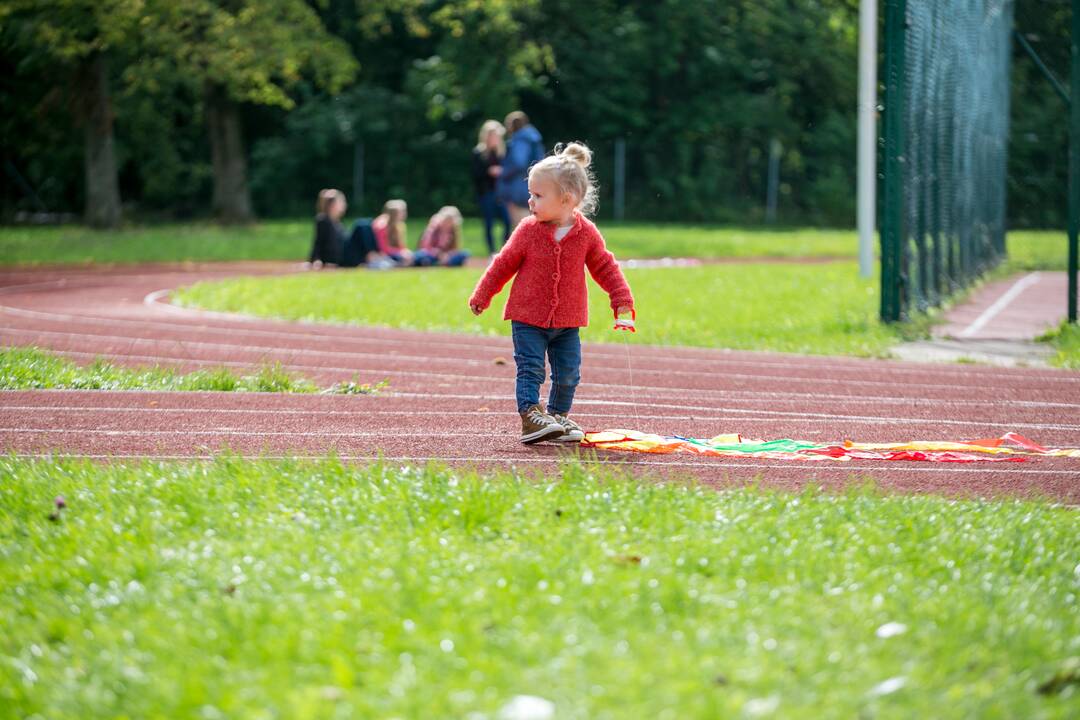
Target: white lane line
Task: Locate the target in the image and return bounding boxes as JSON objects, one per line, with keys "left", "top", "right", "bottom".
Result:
{"left": 959, "top": 272, "right": 1042, "bottom": 338}
{"left": 142, "top": 288, "right": 171, "bottom": 306}
{"left": 0, "top": 428, "right": 494, "bottom": 438}
{"left": 7, "top": 300, "right": 514, "bottom": 354}
{"left": 3, "top": 361, "right": 1076, "bottom": 413}
{"left": 38, "top": 347, "right": 1080, "bottom": 410}
{"left": 3, "top": 401, "right": 1079, "bottom": 432}
{"left": 5, "top": 452, "right": 1079, "bottom": 476}
{"left": 6, "top": 327, "right": 1078, "bottom": 397}
{"left": 4, "top": 295, "right": 1073, "bottom": 383}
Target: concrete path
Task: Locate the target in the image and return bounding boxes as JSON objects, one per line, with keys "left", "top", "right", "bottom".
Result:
{"left": 894, "top": 271, "right": 1069, "bottom": 367}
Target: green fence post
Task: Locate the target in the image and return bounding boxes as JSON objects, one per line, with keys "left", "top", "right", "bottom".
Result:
{"left": 881, "top": 0, "right": 908, "bottom": 322}
{"left": 1070, "top": 0, "right": 1079, "bottom": 323}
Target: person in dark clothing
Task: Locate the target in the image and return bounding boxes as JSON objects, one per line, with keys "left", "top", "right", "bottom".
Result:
{"left": 308, "top": 189, "right": 346, "bottom": 267}
{"left": 307, "top": 189, "right": 390, "bottom": 269}
{"left": 471, "top": 119, "right": 511, "bottom": 255}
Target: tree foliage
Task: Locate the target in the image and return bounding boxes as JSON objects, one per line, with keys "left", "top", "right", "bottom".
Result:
{"left": 0, "top": 0, "right": 1068, "bottom": 227}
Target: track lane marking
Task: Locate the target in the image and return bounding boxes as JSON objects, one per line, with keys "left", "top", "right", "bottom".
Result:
{"left": 3, "top": 401, "right": 1078, "bottom": 432}
{"left": 959, "top": 272, "right": 1042, "bottom": 338}
{"left": 4, "top": 327, "right": 1078, "bottom": 398}
{"left": 4, "top": 451, "right": 1078, "bottom": 477}
{"left": 2, "top": 294, "right": 1074, "bottom": 383}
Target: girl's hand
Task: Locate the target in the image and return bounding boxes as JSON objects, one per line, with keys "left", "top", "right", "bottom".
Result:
{"left": 488, "top": 166, "right": 503, "bottom": 178}
{"left": 470, "top": 304, "right": 482, "bottom": 316}
{"left": 614, "top": 306, "right": 635, "bottom": 332}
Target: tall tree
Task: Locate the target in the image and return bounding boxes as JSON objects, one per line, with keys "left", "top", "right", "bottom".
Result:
{"left": 140, "top": 0, "right": 358, "bottom": 223}
{"left": 1, "top": 0, "right": 141, "bottom": 227}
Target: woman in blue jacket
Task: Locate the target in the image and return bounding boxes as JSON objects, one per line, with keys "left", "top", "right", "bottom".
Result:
{"left": 497, "top": 111, "right": 544, "bottom": 228}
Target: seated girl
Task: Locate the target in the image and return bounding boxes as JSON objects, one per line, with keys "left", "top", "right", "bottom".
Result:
{"left": 307, "top": 189, "right": 347, "bottom": 267}
{"left": 371, "top": 199, "right": 412, "bottom": 266}
{"left": 307, "top": 189, "right": 394, "bottom": 269}
{"left": 414, "top": 206, "right": 471, "bottom": 267}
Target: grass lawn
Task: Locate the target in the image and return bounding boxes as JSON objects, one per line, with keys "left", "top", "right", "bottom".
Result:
{"left": 0, "top": 346, "right": 385, "bottom": 394}
{"left": 176, "top": 262, "right": 916, "bottom": 357}
{"left": 0, "top": 220, "right": 1066, "bottom": 267}
{"left": 1, "top": 458, "right": 1077, "bottom": 718}
{"left": 1039, "top": 322, "right": 1080, "bottom": 370}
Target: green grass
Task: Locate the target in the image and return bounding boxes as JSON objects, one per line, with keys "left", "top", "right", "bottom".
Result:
{"left": 0, "top": 220, "right": 1065, "bottom": 266}
{"left": 176, "top": 262, "right": 917, "bottom": 357}
{"left": 0, "top": 222, "right": 311, "bottom": 266}
{"left": 1, "top": 458, "right": 1077, "bottom": 718}
{"left": 1001, "top": 230, "right": 1075, "bottom": 272}
{"left": 0, "top": 346, "right": 325, "bottom": 393}
{"left": 1039, "top": 322, "right": 1080, "bottom": 369}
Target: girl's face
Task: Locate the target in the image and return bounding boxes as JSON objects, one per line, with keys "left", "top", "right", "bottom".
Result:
{"left": 329, "top": 197, "right": 346, "bottom": 220}
{"left": 440, "top": 215, "right": 457, "bottom": 232}
{"left": 528, "top": 174, "right": 574, "bottom": 223}
{"left": 485, "top": 129, "right": 502, "bottom": 149}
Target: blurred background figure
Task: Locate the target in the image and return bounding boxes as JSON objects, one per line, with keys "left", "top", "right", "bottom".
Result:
{"left": 372, "top": 199, "right": 412, "bottom": 266}
{"left": 497, "top": 111, "right": 544, "bottom": 228}
{"left": 307, "top": 188, "right": 346, "bottom": 268}
{"left": 472, "top": 120, "right": 511, "bottom": 256}
{"left": 415, "top": 206, "right": 470, "bottom": 267}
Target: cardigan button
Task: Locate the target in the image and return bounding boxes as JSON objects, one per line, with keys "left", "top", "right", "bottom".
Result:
{"left": 553, "top": 246, "right": 561, "bottom": 254}
{"left": 551, "top": 299, "right": 558, "bottom": 306}
{"left": 552, "top": 272, "right": 559, "bottom": 280}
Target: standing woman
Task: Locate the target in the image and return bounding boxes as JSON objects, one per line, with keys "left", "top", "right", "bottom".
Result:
{"left": 497, "top": 111, "right": 544, "bottom": 228}
{"left": 472, "top": 120, "right": 511, "bottom": 255}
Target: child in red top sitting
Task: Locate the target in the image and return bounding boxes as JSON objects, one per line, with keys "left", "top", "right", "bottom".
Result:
{"left": 469, "top": 142, "right": 635, "bottom": 444}
{"left": 371, "top": 199, "right": 412, "bottom": 266}
{"left": 415, "top": 206, "right": 471, "bottom": 267}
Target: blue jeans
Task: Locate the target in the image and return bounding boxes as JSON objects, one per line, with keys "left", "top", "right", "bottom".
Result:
{"left": 478, "top": 191, "right": 511, "bottom": 254}
{"left": 511, "top": 321, "right": 581, "bottom": 415}
{"left": 414, "top": 249, "right": 470, "bottom": 267}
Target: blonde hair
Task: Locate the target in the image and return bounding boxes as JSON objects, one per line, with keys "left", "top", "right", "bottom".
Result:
{"left": 528, "top": 142, "right": 598, "bottom": 216}
{"left": 378, "top": 199, "right": 406, "bottom": 249}
{"left": 430, "top": 205, "right": 463, "bottom": 249}
{"left": 316, "top": 188, "right": 344, "bottom": 215}
{"left": 475, "top": 120, "right": 506, "bottom": 156}
{"left": 504, "top": 111, "right": 529, "bottom": 135}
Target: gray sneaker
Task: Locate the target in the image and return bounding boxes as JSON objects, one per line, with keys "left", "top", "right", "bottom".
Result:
{"left": 550, "top": 413, "right": 585, "bottom": 443}
{"left": 520, "top": 404, "right": 565, "bottom": 444}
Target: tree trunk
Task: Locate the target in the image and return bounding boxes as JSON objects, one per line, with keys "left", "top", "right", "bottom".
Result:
{"left": 82, "top": 54, "right": 121, "bottom": 229}
{"left": 206, "top": 84, "right": 254, "bottom": 223}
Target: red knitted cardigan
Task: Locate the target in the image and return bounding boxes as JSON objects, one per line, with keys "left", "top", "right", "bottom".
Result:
{"left": 469, "top": 212, "right": 634, "bottom": 328}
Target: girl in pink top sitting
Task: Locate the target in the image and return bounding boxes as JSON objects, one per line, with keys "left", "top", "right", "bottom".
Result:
{"left": 371, "top": 199, "right": 412, "bottom": 266}
{"left": 414, "top": 206, "right": 471, "bottom": 267}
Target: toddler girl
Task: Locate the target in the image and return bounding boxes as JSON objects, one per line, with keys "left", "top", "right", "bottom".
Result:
{"left": 469, "top": 142, "right": 634, "bottom": 444}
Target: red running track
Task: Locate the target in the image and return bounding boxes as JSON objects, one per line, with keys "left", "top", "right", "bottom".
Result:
{"left": 2, "top": 263, "right": 1079, "bottom": 502}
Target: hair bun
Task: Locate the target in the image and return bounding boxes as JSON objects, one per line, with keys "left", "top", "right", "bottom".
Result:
{"left": 559, "top": 142, "right": 592, "bottom": 169}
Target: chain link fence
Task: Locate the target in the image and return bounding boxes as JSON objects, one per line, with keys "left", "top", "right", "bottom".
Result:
{"left": 881, "top": 0, "right": 1014, "bottom": 321}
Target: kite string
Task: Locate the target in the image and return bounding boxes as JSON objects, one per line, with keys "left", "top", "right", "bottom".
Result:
{"left": 622, "top": 329, "right": 641, "bottom": 428}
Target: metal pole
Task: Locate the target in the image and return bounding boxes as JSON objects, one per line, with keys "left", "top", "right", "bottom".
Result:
{"left": 613, "top": 138, "right": 626, "bottom": 221}
{"left": 857, "top": 0, "right": 878, "bottom": 278}
{"left": 1014, "top": 29, "right": 1070, "bottom": 106}
{"left": 881, "top": 0, "right": 907, "bottom": 322}
{"left": 765, "top": 138, "right": 781, "bottom": 223}
{"left": 1069, "top": 0, "right": 1079, "bottom": 323}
